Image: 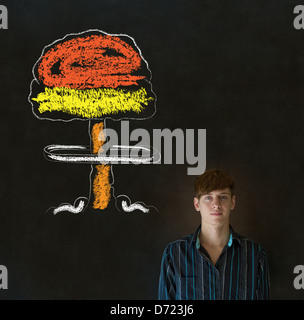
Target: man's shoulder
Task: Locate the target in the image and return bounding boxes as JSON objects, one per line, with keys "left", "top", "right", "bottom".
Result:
{"left": 233, "top": 231, "right": 268, "bottom": 256}
{"left": 163, "top": 231, "right": 196, "bottom": 256}
{"left": 169, "top": 233, "right": 194, "bottom": 246}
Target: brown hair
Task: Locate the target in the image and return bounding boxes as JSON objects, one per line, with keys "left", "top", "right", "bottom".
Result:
{"left": 195, "top": 169, "right": 235, "bottom": 199}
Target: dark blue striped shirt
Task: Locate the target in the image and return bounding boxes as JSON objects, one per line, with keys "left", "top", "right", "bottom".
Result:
{"left": 158, "top": 226, "right": 270, "bottom": 300}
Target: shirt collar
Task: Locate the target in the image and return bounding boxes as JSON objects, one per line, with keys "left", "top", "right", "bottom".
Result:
{"left": 192, "top": 225, "right": 242, "bottom": 249}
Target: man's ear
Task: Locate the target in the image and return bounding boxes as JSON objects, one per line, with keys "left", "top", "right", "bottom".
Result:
{"left": 194, "top": 197, "right": 200, "bottom": 211}
{"left": 231, "top": 195, "right": 236, "bottom": 210}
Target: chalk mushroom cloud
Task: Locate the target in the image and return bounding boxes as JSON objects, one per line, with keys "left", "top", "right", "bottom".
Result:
{"left": 29, "top": 30, "right": 158, "bottom": 213}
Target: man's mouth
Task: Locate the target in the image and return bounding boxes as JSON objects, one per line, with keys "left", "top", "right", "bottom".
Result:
{"left": 211, "top": 212, "right": 223, "bottom": 216}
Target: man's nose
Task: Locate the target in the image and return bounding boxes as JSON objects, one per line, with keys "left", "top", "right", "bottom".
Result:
{"left": 212, "top": 198, "right": 221, "bottom": 208}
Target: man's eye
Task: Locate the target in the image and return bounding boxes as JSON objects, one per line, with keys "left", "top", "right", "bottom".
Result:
{"left": 205, "top": 196, "right": 212, "bottom": 200}
{"left": 220, "top": 196, "right": 228, "bottom": 200}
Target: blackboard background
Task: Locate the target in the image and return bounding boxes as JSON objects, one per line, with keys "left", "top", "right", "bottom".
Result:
{"left": 0, "top": 0, "right": 303, "bottom": 299}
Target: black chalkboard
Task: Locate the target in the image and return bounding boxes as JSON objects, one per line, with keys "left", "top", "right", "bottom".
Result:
{"left": 0, "top": 0, "right": 303, "bottom": 300}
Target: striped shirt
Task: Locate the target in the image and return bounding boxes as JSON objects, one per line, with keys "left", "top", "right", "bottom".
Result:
{"left": 158, "top": 226, "right": 270, "bottom": 300}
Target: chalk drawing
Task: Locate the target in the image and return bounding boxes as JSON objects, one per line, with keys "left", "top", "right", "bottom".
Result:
{"left": 29, "top": 29, "right": 159, "bottom": 214}
{"left": 53, "top": 199, "right": 86, "bottom": 215}
{"left": 121, "top": 201, "right": 150, "bottom": 213}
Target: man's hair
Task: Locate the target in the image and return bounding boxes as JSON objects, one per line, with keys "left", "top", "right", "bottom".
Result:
{"left": 195, "top": 169, "right": 235, "bottom": 199}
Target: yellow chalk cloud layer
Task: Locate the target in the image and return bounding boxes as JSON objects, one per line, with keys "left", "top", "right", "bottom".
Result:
{"left": 32, "top": 87, "right": 154, "bottom": 118}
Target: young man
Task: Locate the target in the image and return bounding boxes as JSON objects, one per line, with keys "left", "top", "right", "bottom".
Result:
{"left": 158, "top": 169, "right": 269, "bottom": 300}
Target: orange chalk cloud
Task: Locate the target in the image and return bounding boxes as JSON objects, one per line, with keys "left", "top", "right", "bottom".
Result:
{"left": 37, "top": 34, "right": 145, "bottom": 89}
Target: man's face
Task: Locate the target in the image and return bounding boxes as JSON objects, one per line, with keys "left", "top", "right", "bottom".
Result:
{"left": 193, "top": 188, "right": 236, "bottom": 228}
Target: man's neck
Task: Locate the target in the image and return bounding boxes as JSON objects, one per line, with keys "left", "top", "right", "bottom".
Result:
{"left": 199, "top": 223, "right": 230, "bottom": 248}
